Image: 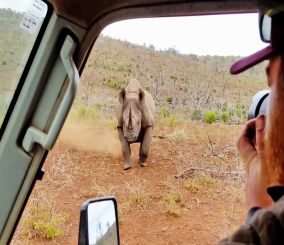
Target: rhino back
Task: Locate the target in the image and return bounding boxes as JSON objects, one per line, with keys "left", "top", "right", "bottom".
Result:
{"left": 126, "top": 79, "right": 142, "bottom": 95}
{"left": 142, "top": 89, "right": 155, "bottom": 128}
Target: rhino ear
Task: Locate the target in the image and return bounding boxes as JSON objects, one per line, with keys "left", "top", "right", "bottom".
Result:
{"left": 139, "top": 88, "right": 145, "bottom": 103}
{"left": 119, "top": 87, "right": 126, "bottom": 104}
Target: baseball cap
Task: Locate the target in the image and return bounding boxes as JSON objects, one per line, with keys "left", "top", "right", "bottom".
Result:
{"left": 230, "top": 11, "right": 284, "bottom": 75}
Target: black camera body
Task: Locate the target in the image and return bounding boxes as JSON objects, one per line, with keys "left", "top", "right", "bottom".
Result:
{"left": 248, "top": 90, "right": 270, "bottom": 120}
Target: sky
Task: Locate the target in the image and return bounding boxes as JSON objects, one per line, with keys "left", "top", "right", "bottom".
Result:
{"left": 102, "top": 14, "right": 268, "bottom": 56}
{"left": 0, "top": 0, "right": 268, "bottom": 57}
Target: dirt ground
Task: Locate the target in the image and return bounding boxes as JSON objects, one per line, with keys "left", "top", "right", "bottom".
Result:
{"left": 12, "top": 119, "right": 247, "bottom": 245}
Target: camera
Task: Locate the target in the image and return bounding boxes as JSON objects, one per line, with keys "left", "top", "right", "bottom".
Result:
{"left": 248, "top": 90, "right": 270, "bottom": 120}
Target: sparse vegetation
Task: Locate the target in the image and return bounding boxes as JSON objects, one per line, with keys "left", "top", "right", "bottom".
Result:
{"left": 191, "top": 109, "right": 203, "bottom": 121}
{"left": 184, "top": 179, "right": 200, "bottom": 192}
{"left": 163, "top": 191, "right": 182, "bottom": 216}
{"left": 160, "top": 106, "right": 169, "bottom": 120}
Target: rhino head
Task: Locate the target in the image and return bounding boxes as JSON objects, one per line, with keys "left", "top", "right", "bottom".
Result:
{"left": 119, "top": 87, "right": 145, "bottom": 143}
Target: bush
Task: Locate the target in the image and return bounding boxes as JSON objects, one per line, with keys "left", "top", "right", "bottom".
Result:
{"left": 235, "top": 109, "right": 242, "bottom": 118}
{"left": 1, "top": 60, "right": 6, "bottom": 65}
{"left": 109, "top": 80, "right": 115, "bottom": 88}
{"left": 191, "top": 109, "right": 202, "bottom": 121}
{"left": 168, "top": 129, "right": 186, "bottom": 142}
{"left": 145, "top": 86, "right": 150, "bottom": 91}
{"left": 160, "top": 106, "right": 169, "bottom": 120}
{"left": 117, "top": 83, "right": 121, "bottom": 89}
{"left": 108, "top": 120, "right": 117, "bottom": 130}
{"left": 103, "top": 77, "right": 106, "bottom": 81}
{"left": 71, "top": 104, "right": 101, "bottom": 120}
{"left": 166, "top": 97, "right": 173, "bottom": 103}
{"left": 205, "top": 111, "right": 216, "bottom": 124}
{"left": 167, "top": 116, "right": 175, "bottom": 126}
{"left": 221, "top": 107, "right": 227, "bottom": 112}
{"left": 221, "top": 113, "right": 230, "bottom": 122}
{"left": 123, "top": 80, "right": 126, "bottom": 84}
{"left": 19, "top": 196, "right": 69, "bottom": 241}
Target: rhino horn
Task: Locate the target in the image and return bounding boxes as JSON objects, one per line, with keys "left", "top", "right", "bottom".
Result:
{"left": 128, "top": 106, "right": 133, "bottom": 130}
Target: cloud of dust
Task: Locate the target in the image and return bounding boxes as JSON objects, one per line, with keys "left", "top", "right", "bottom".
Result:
{"left": 59, "top": 118, "right": 122, "bottom": 158}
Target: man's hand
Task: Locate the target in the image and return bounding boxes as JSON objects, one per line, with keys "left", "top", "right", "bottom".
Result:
{"left": 237, "top": 115, "right": 273, "bottom": 210}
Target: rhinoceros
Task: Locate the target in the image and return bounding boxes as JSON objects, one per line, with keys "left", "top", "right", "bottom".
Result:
{"left": 117, "top": 79, "right": 155, "bottom": 170}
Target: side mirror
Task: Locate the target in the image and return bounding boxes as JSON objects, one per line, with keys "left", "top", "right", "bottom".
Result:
{"left": 259, "top": 13, "right": 272, "bottom": 43}
{"left": 78, "top": 197, "right": 120, "bottom": 245}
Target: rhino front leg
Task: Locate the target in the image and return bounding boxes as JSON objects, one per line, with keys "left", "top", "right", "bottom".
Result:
{"left": 118, "top": 127, "right": 132, "bottom": 170}
{"left": 139, "top": 126, "right": 153, "bottom": 167}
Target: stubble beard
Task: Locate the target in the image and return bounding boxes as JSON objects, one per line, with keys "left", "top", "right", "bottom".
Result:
{"left": 265, "top": 58, "right": 284, "bottom": 184}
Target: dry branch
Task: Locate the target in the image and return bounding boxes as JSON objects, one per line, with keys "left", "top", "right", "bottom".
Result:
{"left": 174, "top": 167, "right": 240, "bottom": 179}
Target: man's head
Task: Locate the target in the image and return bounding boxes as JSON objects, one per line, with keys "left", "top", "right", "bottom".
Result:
{"left": 231, "top": 11, "right": 284, "bottom": 184}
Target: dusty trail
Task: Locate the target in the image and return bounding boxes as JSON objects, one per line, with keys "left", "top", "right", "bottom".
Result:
{"left": 12, "top": 120, "right": 246, "bottom": 245}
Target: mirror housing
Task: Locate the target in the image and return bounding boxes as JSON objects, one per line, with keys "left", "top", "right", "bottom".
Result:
{"left": 78, "top": 197, "right": 120, "bottom": 245}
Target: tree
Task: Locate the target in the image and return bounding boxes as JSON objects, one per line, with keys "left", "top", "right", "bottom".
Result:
{"left": 149, "top": 44, "right": 155, "bottom": 51}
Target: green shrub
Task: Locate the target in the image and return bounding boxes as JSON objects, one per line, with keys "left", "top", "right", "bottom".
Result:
{"left": 103, "top": 77, "right": 106, "bottom": 81}
{"left": 117, "top": 83, "right": 121, "bottom": 89}
{"left": 109, "top": 80, "right": 115, "bottom": 88}
{"left": 205, "top": 111, "right": 216, "bottom": 124}
{"left": 146, "top": 86, "right": 150, "bottom": 91}
{"left": 89, "top": 82, "right": 94, "bottom": 87}
{"left": 221, "top": 113, "right": 230, "bottom": 122}
{"left": 229, "top": 109, "right": 234, "bottom": 117}
{"left": 160, "top": 106, "right": 169, "bottom": 120}
{"left": 191, "top": 109, "right": 202, "bottom": 121}
{"left": 123, "top": 80, "right": 126, "bottom": 84}
{"left": 236, "top": 109, "right": 242, "bottom": 118}
{"left": 166, "top": 97, "right": 173, "bottom": 103}
{"left": 1, "top": 61, "right": 6, "bottom": 65}
{"left": 167, "top": 116, "right": 175, "bottom": 126}
{"left": 221, "top": 107, "right": 227, "bottom": 112}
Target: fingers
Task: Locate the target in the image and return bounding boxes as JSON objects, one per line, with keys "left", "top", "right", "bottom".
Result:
{"left": 237, "top": 118, "right": 256, "bottom": 152}
{"left": 255, "top": 115, "right": 266, "bottom": 152}
{"left": 237, "top": 119, "right": 257, "bottom": 172}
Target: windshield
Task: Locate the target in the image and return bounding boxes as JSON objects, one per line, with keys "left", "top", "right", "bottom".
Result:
{"left": 12, "top": 13, "right": 269, "bottom": 245}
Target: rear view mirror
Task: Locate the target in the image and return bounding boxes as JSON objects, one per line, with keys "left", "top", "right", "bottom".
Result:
{"left": 78, "top": 197, "right": 120, "bottom": 245}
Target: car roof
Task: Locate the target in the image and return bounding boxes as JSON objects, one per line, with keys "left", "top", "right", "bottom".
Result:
{"left": 48, "top": 0, "right": 257, "bottom": 29}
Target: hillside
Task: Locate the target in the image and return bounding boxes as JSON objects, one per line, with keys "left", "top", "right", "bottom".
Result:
{"left": 78, "top": 35, "right": 268, "bottom": 121}
{"left": 0, "top": 8, "right": 41, "bottom": 124}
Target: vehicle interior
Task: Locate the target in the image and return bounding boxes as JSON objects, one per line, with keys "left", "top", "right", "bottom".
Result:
{"left": 0, "top": 0, "right": 263, "bottom": 244}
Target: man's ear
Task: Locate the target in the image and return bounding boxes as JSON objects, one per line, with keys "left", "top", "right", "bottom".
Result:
{"left": 139, "top": 88, "right": 145, "bottom": 103}
{"left": 119, "top": 87, "right": 126, "bottom": 104}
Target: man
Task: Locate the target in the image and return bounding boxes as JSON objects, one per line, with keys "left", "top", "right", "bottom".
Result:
{"left": 218, "top": 9, "right": 284, "bottom": 245}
